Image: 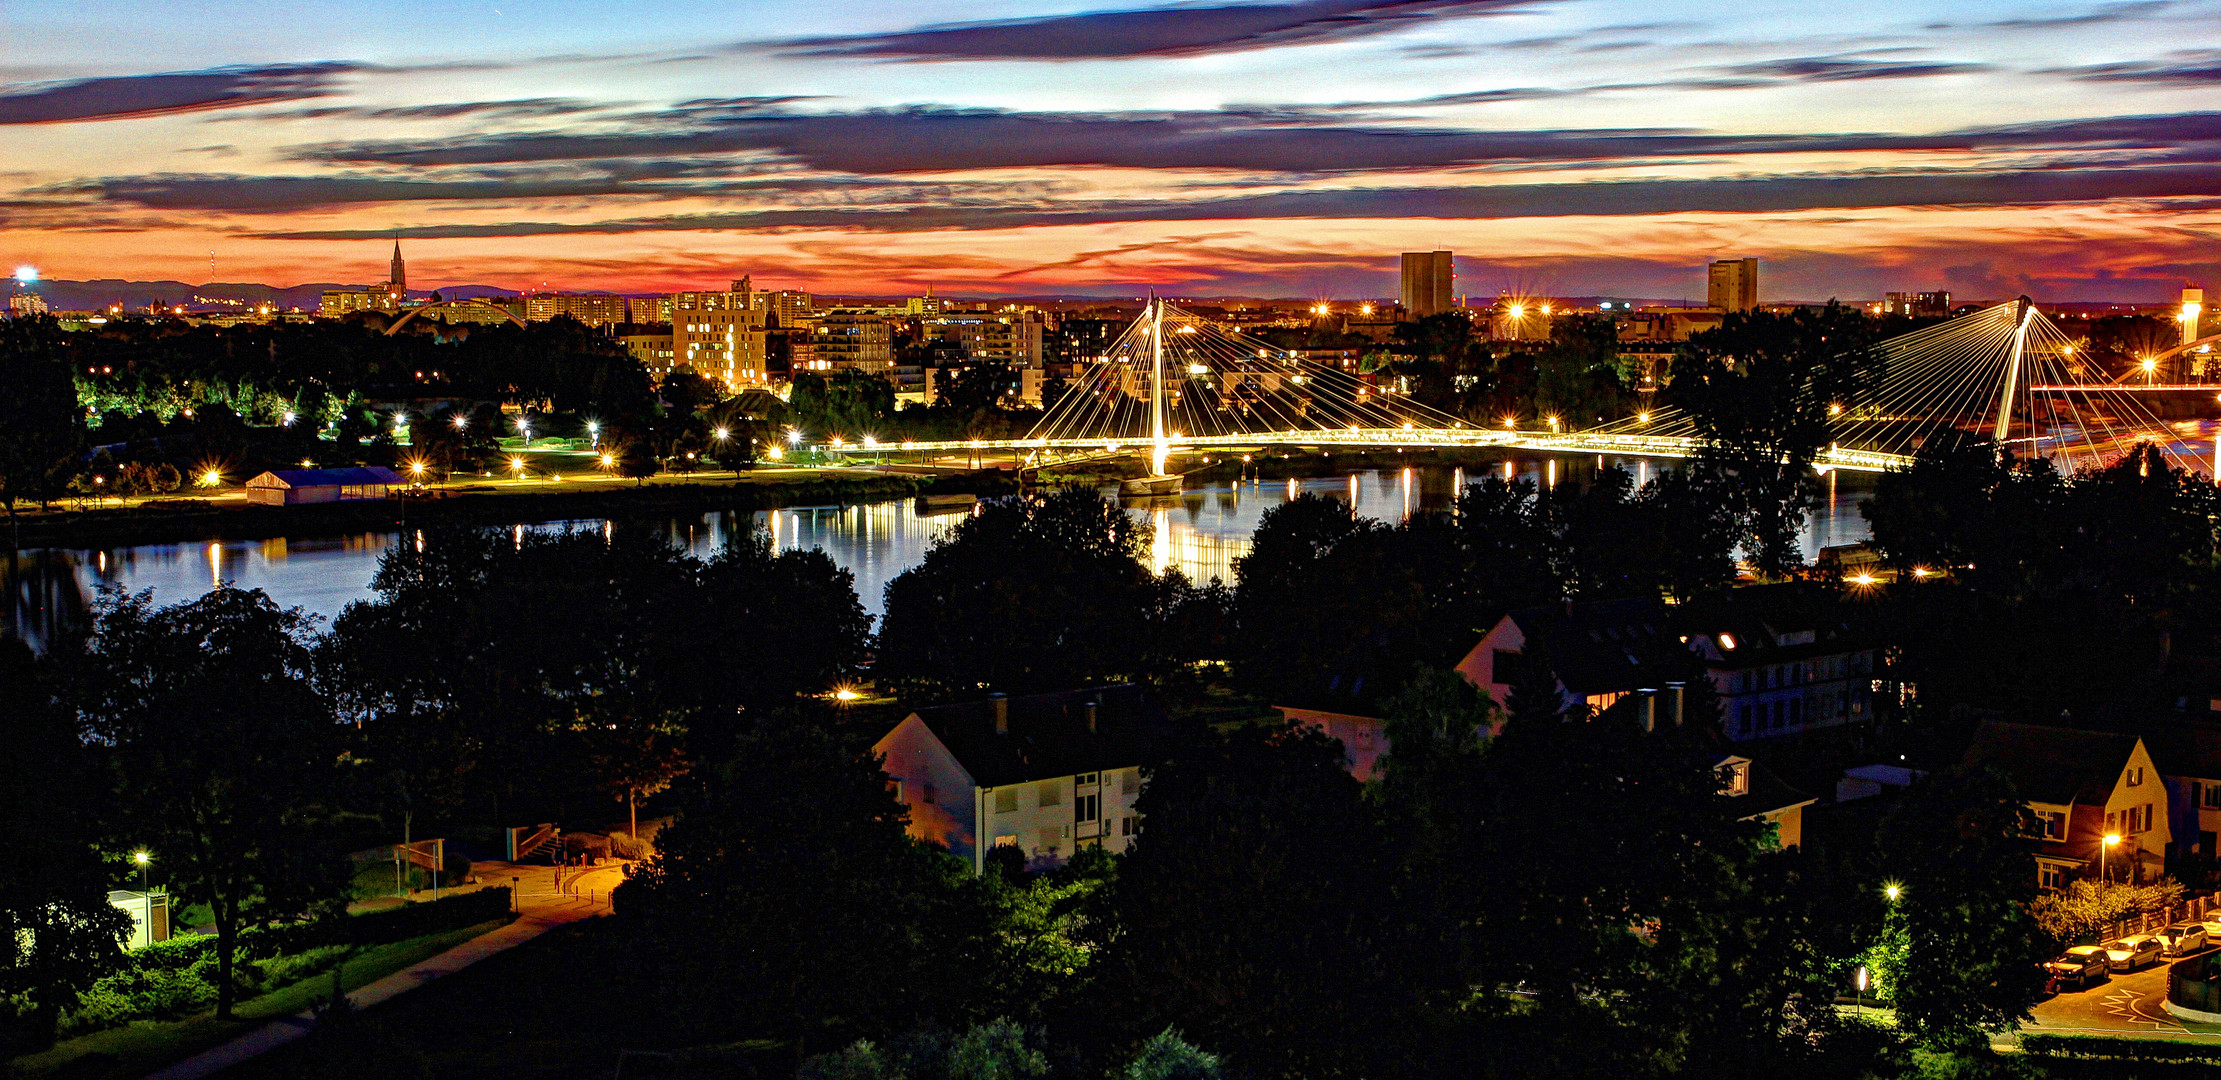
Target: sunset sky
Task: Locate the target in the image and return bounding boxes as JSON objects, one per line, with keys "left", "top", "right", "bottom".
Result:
{"left": 3, "top": 0, "right": 2219, "bottom": 300}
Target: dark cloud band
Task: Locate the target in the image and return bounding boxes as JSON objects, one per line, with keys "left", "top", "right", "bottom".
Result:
{"left": 0, "top": 63, "right": 357, "bottom": 125}
{"left": 774, "top": 0, "right": 1539, "bottom": 60}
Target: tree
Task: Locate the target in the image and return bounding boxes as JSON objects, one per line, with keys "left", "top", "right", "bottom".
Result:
{"left": 0, "top": 317, "right": 86, "bottom": 544}
{"left": 615, "top": 723, "right": 995, "bottom": 1059}
{"left": 1669, "top": 303, "right": 1887, "bottom": 575}
{"left": 62, "top": 587, "right": 344, "bottom": 1019}
{"left": 586, "top": 708, "right": 689, "bottom": 838}
{"left": 0, "top": 638, "right": 131, "bottom": 1054}
{"left": 878, "top": 490, "right": 1157, "bottom": 694}
{"left": 1872, "top": 767, "right": 2049, "bottom": 1047}
{"left": 1084, "top": 724, "right": 1436, "bottom": 1078}
{"left": 1533, "top": 314, "right": 1629, "bottom": 427}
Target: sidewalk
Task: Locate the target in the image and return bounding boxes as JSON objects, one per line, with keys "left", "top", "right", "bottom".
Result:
{"left": 144, "top": 861, "right": 627, "bottom": 1080}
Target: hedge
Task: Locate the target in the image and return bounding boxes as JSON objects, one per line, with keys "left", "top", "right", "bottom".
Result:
{"left": 2020, "top": 1034, "right": 2221, "bottom": 1061}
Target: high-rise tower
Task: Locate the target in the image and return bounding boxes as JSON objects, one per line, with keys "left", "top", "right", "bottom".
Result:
{"left": 1707, "top": 258, "right": 1758, "bottom": 313}
{"left": 1399, "top": 251, "right": 1453, "bottom": 318}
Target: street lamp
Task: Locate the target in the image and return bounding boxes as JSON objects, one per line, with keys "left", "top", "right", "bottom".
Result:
{"left": 2103, "top": 833, "right": 2121, "bottom": 884}
{"left": 515, "top": 416, "right": 532, "bottom": 448}
{"left": 1855, "top": 964, "right": 1869, "bottom": 1017}
{"left": 586, "top": 420, "right": 600, "bottom": 449}
{"left": 133, "top": 850, "right": 151, "bottom": 891}
{"left": 452, "top": 413, "right": 468, "bottom": 431}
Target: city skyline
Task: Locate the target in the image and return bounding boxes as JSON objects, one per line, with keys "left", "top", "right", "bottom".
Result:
{"left": 3, "top": 0, "right": 2220, "bottom": 301}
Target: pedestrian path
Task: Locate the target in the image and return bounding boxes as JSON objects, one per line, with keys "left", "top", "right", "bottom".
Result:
{"left": 144, "top": 862, "right": 625, "bottom": 1080}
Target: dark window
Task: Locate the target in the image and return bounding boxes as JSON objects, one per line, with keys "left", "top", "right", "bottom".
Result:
{"left": 1076, "top": 793, "right": 1099, "bottom": 823}
{"left": 922, "top": 782, "right": 936, "bottom": 805}
{"left": 1738, "top": 704, "right": 1754, "bottom": 735}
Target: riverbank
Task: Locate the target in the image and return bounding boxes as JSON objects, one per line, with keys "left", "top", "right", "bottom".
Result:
{"left": 6, "top": 468, "right": 1018, "bottom": 550}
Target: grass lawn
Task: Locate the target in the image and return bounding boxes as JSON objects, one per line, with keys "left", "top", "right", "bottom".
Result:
{"left": 6, "top": 918, "right": 510, "bottom": 1080}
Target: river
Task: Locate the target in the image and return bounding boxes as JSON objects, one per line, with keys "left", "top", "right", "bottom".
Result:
{"left": 4, "top": 460, "right": 1874, "bottom": 649}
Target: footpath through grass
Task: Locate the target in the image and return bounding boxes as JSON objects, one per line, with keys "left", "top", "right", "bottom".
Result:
{"left": 5, "top": 918, "right": 509, "bottom": 1080}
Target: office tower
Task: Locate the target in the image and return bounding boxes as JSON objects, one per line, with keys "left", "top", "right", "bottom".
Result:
{"left": 1707, "top": 258, "right": 1758, "bottom": 313}
{"left": 1399, "top": 251, "right": 1453, "bottom": 318}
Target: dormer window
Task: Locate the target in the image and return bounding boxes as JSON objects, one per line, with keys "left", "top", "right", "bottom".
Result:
{"left": 1722, "top": 760, "right": 1751, "bottom": 797}
{"left": 2127, "top": 766, "right": 2145, "bottom": 788}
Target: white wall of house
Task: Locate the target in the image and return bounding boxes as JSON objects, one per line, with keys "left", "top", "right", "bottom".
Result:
{"left": 2105, "top": 741, "right": 2170, "bottom": 876}
{"left": 874, "top": 716, "right": 979, "bottom": 861}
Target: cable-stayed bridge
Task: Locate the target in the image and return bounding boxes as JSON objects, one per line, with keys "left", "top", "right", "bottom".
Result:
{"left": 865, "top": 298, "right": 2200, "bottom": 479}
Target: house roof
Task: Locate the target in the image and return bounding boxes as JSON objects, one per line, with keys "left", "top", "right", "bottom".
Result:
{"left": 908, "top": 684, "right": 1174, "bottom": 789}
{"left": 250, "top": 466, "right": 406, "bottom": 488}
{"left": 1506, "top": 597, "right": 1685, "bottom": 696}
{"left": 2141, "top": 723, "right": 2221, "bottom": 782}
{"left": 1724, "top": 755, "right": 1817, "bottom": 819}
{"left": 1960, "top": 720, "right": 2142, "bottom": 805}
{"left": 1673, "top": 582, "right": 1868, "bottom": 669}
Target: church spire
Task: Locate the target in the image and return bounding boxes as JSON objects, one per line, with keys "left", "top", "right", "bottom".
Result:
{"left": 389, "top": 240, "right": 406, "bottom": 293}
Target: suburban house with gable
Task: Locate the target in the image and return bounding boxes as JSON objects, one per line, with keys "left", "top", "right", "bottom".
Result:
{"left": 1961, "top": 720, "right": 2170, "bottom": 889}
{"left": 873, "top": 685, "right": 1170, "bottom": 873}
{"left": 1453, "top": 597, "right": 1694, "bottom": 732}
{"left": 1716, "top": 754, "right": 1817, "bottom": 849}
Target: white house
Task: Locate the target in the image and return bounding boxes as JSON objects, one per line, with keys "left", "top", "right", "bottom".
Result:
{"left": 873, "top": 685, "right": 1170, "bottom": 873}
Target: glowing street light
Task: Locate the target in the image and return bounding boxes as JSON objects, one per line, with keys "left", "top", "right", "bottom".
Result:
{"left": 133, "top": 850, "right": 151, "bottom": 891}
{"left": 2103, "top": 833, "right": 2121, "bottom": 884}
{"left": 281, "top": 411, "right": 296, "bottom": 426}
{"left": 451, "top": 413, "right": 469, "bottom": 431}
{"left": 1883, "top": 882, "right": 1902, "bottom": 902}
{"left": 713, "top": 427, "right": 730, "bottom": 442}
{"left": 199, "top": 469, "right": 221, "bottom": 488}
{"left": 586, "top": 419, "right": 600, "bottom": 449}
{"left": 786, "top": 428, "right": 803, "bottom": 447}
{"left": 600, "top": 452, "right": 616, "bottom": 468}
{"left": 508, "top": 456, "right": 527, "bottom": 477}
{"left": 514, "top": 415, "right": 532, "bottom": 448}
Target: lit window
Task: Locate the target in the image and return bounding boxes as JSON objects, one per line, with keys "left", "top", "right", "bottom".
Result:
{"left": 1718, "top": 633, "right": 1737, "bottom": 651}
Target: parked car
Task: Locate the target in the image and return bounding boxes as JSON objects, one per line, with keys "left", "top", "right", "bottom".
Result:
{"left": 2162, "top": 922, "right": 2210, "bottom": 957}
{"left": 2104, "top": 935, "right": 2167, "bottom": 971}
{"left": 2045, "top": 949, "right": 2112, "bottom": 992}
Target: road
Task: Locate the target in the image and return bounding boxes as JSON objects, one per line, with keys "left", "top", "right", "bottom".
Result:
{"left": 2026, "top": 951, "right": 2221, "bottom": 1040}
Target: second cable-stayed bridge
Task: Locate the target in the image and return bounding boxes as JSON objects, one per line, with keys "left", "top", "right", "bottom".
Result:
{"left": 858, "top": 298, "right": 2201, "bottom": 478}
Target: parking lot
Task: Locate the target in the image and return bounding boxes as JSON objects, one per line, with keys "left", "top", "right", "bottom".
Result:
{"left": 2028, "top": 944, "right": 2221, "bottom": 1039}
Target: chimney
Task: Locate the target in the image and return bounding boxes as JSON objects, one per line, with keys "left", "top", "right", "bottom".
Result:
{"left": 991, "top": 693, "right": 1009, "bottom": 735}
{"left": 1085, "top": 697, "right": 1099, "bottom": 733}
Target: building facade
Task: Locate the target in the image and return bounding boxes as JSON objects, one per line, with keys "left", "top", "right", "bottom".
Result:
{"left": 1400, "top": 250, "right": 1454, "bottom": 319}
{"left": 1707, "top": 257, "right": 1759, "bottom": 313}
{"left": 672, "top": 281, "right": 768, "bottom": 389}
{"left": 525, "top": 292, "right": 634, "bottom": 326}
{"left": 873, "top": 686, "right": 1169, "bottom": 872}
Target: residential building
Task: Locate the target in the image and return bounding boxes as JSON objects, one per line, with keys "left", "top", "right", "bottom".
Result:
{"left": 1707, "top": 257, "right": 1759, "bottom": 313}
{"left": 932, "top": 309, "right": 1048, "bottom": 365}
{"left": 1882, "top": 291, "right": 1951, "bottom": 318}
{"left": 1961, "top": 720, "right": 2170, "bottom": 889}
{"left": 873, "top": 685, "right": 1171, "bottom": 872}
{"left": 1274, "top": 705, "right": 1389, "bottom": 780}
{"left": 2188, "top": 286, "right": 2207, "bottom": 348}
{"left": 7, "top": 291, "right": 48, "bottom": 316}
{"left": 525, "top": 292, "right": 633, "bottom": 326}
{"left": 621, "top": 331, "right": 677, "bottom": 379}
{"left": 672, "top": 279, "right": 768, "bottom": 389}
{"left": 1674, "top": 585, "right": 1879, "bottom": 740}
{"left": 1454, "top": 598, "right": 1692, "bottom": 733}
{"left": 756, "top": 289, "right": 815, "bottom": 330}
{"left": 1617, "top": 306, "right": 1724, "bottom": 345}
{"left": 1400, "top": 250, "right": 1454, "bottom": 318}
{"left": 318, "top": 288, "right": 385, "bottom": 318}
{"left": 1453, "top": 585, "right": 1881, "bottom": 742}
{"left": 1717, "top": 754, "right": 1816, "bottom": 848}
{"left": 813, "top": 309, "right": 895, "bottom": 374}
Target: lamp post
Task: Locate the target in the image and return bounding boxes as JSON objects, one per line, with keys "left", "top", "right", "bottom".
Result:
{"left": 1855, "top": 964, "right": 1869, "bottom": 1017}
{"left": 133, "top": 850, "right": 150, "bottom": 892}
{"left": 2104, "top": 833, "right": 2121, "bottom": 885}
